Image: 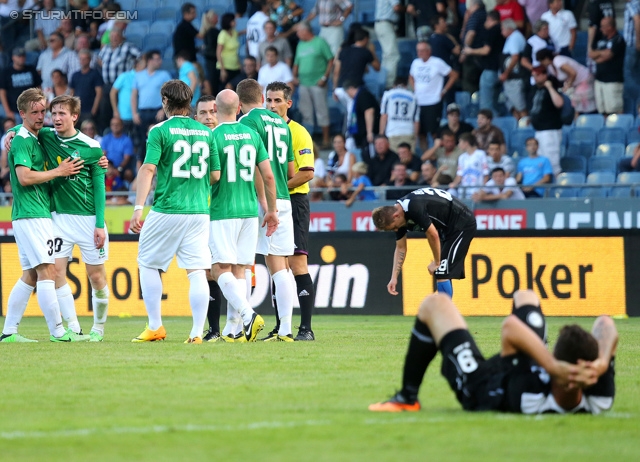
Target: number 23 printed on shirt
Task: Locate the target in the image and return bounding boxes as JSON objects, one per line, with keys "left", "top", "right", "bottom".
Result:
{"left": 172, "top": 140, "right": 210, "bottom": 179}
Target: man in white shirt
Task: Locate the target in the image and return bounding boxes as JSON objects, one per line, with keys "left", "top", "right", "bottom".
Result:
{"left": 257, "top": 47, "right": 294, "bottom": 98}
{"left": 473, "top": 166, "right": 525, "bottom": 201}
{"left": 540, "top": 0, "right": 577, "bottom": 57}
{"left": 486, "top": 141, "right": 515, "bottom": 176}
{"left": 449, "top": 132, "right": 488, "bottom": 199}
{"left": 246, "top": 1, "right": 270, "bottom": 63}
{"left": 500, "top": 19, "right": 528, "bottom": 120}
{"left": 379, "top": 76, "right": 420, "bottom": 152}
{"left": 409, "top": 41, "right": 458, "bottom": 152}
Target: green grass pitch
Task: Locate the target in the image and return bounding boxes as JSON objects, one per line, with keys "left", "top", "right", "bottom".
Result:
{"left": 0, "top": 315, "right": 637, "bottom": 461}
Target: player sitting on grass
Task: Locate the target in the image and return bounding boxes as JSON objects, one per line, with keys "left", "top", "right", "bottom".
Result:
{"left": 369, "top": 290, "right": 617, "bottom": 414}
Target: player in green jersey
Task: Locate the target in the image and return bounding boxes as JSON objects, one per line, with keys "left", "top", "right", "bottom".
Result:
{"left": 0, "top": 88, "right": 87, "bottom": 343}
{"left": 209, "top": 89, "right": 278, "bottom": 342}
{"left": 237, "top": 78, "right": 296, "bottom": 341}
{"left": 131, "top": 80, "right": 221, "bottom": 344}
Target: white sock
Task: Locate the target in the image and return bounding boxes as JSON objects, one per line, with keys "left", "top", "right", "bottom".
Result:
{"left": 221, "top": 303, "right": 241, "bottom": 337}
{"left": 2, "top": 279, "right": 35, "bottom": 335}
{"left": 91, "top": 285, "right": 109, "bottom": 335}
{"left": 37, "top": 280, "right": 65, "bottom": 337}
{"left": 289, "top": 268, "right": 300, "bottom": 308}
{"left": 139, "top": 265, "right": 163, "bottom": 330}
{"left": 188, "top": 270, "right": 208, "bottom": 339}
{"left": 272, "top": 269, "right": 293, "bottom": 336}
{"left": 245, "top": 268, "right": 252, "bottom": 300}
{"left": 56, "top": 284, "right": 81, "bottom": 333}
{"left": 217, "top": 272, "right": 254, "bottom": 324}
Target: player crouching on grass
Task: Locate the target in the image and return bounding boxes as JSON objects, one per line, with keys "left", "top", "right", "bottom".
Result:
{"left": 369, "top": 290, "right": 617, "bottom": 414}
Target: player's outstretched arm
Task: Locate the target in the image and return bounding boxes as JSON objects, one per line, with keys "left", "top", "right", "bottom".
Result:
{"left": 388, "top": 236, "right": 407, "bottom": 295}
{"left": 589, "top": 316, "right": 618, "bottom": 379}
{"left": 130, "top": 163, "right": 156, "bottom": 233}
{"left": 15, "top": 157, "right": 84, "bottom": 187}
{"left": 425, "top": 224, "right": 441, "bottom": 275}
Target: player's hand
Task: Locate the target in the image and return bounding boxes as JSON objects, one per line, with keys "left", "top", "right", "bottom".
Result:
{"left": 130, "top": 209, "right": 143, "bottom": 233}
{"left": 4, "top": 130, "right": 15, "bottom": 151}
{"left": 98, "top": 155, "right": 108, "bottom": 169}
{"left": 427, "top": 260, "right": 437, "bottom": 275}
{"left": 261, "top": 210, "right": 279, "bottom": 237}
{"left": 56, "top": 157, "right": 84, "bottom": 177}
{"left": 94, "top": 227, "right": 106, "bottom": 249}
{"left": 387, "top": 278, "right": 398, "bottom": 295}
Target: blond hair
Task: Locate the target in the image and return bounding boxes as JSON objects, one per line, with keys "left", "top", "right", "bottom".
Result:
{"left": 17, "top": 88, "right": 47, "bottom": 113}
{"left": 352, "top": 161, "right": 368, "bottom": 175}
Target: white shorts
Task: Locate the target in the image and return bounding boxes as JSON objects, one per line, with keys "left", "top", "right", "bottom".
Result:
{"left": 256, "top": 199, "right": 294, "bottom": 256}
{"left": 209, "top": 217, "right": 259, "bottom": 265}
{"left": 138, "top": 211, "right": 210, "bottom": 272}
{"left": 13, "top": 218, "right": 56, "bottom": 270}
{"left": 52, "top": 213, "right": 109, "bottom": 265}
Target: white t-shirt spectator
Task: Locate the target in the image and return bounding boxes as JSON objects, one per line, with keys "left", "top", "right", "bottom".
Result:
{"left": 257, "top": 62, "right": 293, "bottom": 95}
{"left": 246, "top": 11, "right": 269, "bottom": 60}
{"left": 456, "top": 149, "right": 489, "bottom": 198}
{"left": 380, "top": 87, "right": 420, "bottom": 137}
{"left": 552, "top": 55, "right": 591, "bottom": 85}
{"left": 409, "top": 56, "right": 452, "bottom": 106}
{"left": 487, "top": 154, "right": 515, "bottom": 176}
{"left": 540, "top": 9, "right": 577, "bottom": 50}
{"left": 482, "top": 177, "right": 526, "bottom": 199}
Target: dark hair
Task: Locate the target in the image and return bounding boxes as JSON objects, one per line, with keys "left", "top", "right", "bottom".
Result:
{"left": 342, "top": 22, "right": 364, "bottom": 47}
{"left": 393, "top": 162, "right": 407, "bottom": 169}
{"left": 525, "top": 137, "right": 538, "bottom": 144}
{"left": 264, "top": 19, "right": 277, "bottom": 29}
{"left": 422, "top": 159, "right": 437, "bottom": 169}
{"left": 397, "top": 142, "right": 412, "bottom": 151}
{"left": 490, "top": 167, "right": 505, "bottom": 175}
{"left": 265, "top": 46, "right": 278, "bottom": 56}
{"left": 51, "top": 68, "right": 68, "bottom": 83}
{"left": 335, "top": 173, "right": 348, "bottom": 182}
{"left": 342, "top": 79, "right": 358, "bottom": 90}
{"left": 440, "top": 129, "right": 455, "bottom": 138}
{"left": 353, "top": 28, "right": 369, "bottom": 43}
{"left": 554, "top": 325, "right": 599, "bottom": 364}
{"left": 333, "top": 133, "right": 346, "bottom": 142}
{"left": 2, "top": 117, "right": 16, "bottom": 126}
{"left": 487, "top": 10, "right": 501, "bottom": 22}
{"left": 145, "top": 49, "right": 161, "bottom": 61}
{"left": 488, "top": 140, "right": 501, "bottom": 147}
{"left": 459, "top": 132, "right": 477, "bottom": 146}
{"left": 266, "top": 81, "right": 293, "bottom": 101}
{"left": 221, "top": 13, "right": 235, "bottom": 31}
{"left": 195, "top": 94, "right": 216, "bottom": 107}
{"left": 478, "top": 108, "right": 494, "bottom": 120}
{"left": 244, "top": 55, "right": 257, "bottom": 64}
{"left": 175, "top": 49, "right": 192, "bottom": 61}
{"left": 374, "top": 134, "right": 389, "bottom": 141}
{"left": 430, "top": 13, "right": 447, "bottom": 28}
{"left": 536, "top": 49, "right": 554, "bottom": 62}
{"left": 394, "top": 76, "right": 408, "bottom": 87}
{"left": 161, "top": 79, "right": 193, "bottom": 116}
{"left": 237, "top": 78, "right": 263, "bottom": 104}
{"left": 181, "top": 2, "right": 195, "bottom": 14}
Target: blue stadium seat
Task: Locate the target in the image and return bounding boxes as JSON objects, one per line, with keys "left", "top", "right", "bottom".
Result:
{"left": 560, "top": 155, "right": 587, "bottom": 174}
{"left": 125, "top": 33, "right": 144, "bottom": 50}
{"left": 564, "top": 143, "right": 588, "bottom": 159}
{"left": 581, "top": 171, "right": 615, "bottom": 197}
{"left": 597, "top": 127, "right": 625, "bottom": 145}
{"left": 508, "top": 128, "right": 535, "bottom": 156}
{"left": 143, "top": 33, "right": 171, "bottom": 51}
{"left": 162, "top": 46, "right": 173, "bottom": 61}
{"left": 465, "top": 117, "right": 478, "bottom": 128}
{"left": 25, "top": 51, "right": 39, "bottom": 67}
{"left": 125, "top": 21, "right": 150, "bottom": 37}
{"left": 155, "top": 7, "right": 178, "bottom": 22}
{"left": 398, "top": 39, "right": 417, "bottom": 58}
{"left": 627, "top": 127, "right": 640, "bottom": 144}
{"left": 149, "top": 20, "right": 176, "bottom": 35}
{"left": 455, "top": 91, "right": 471, "bottom": 109}
{"left": 573, "top": 31, "right": 588, "bottom": 66}
{"left": 605, "top": 113, "right": 634, "bottom": 129}
{"left": 588, "top": 155, "right": 616, "bottom": 174}
{"left": 626, "top": 142, "right": 639, "bottom": 157}
{"left": 595, "top": 143, "right": 625, "bottom": 160}
{"left": 136, "top": 0, "right": 163, "bottom": 9}
{"left": 136, "top": 8, "right": 154, "bottom": 22}
{"left": 574, "top": 113, "right": 604, "bottom": 130}
{"left": 329, "top": 104, "right": 345, "bottom": 134}
{"left": 552, "top": 172, "right": 585, "bottom": 198}
{"left": 616, "top": 172, "right": 640, "bottom": 197}
{"left": 118, "top": 0, "right": 135, "bottom": 10}
{"left": 235, "top": 17, "right": 248, "bottom": 31}
{"left": 364, "top": 66, "right": 387, "bottom": 100}
{"left": 493, "top": 116, "right": 517, "bottom": 135}
{"left": 568, "top": 127, "right": 596, "bottom": 151}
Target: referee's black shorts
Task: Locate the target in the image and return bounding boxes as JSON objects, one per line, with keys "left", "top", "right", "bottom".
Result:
{"left": 290, "top": 193, "right": 310, "bottom": 255}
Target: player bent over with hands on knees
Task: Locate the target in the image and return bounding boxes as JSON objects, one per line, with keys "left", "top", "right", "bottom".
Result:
{"left": 372, "top": 187, "right": 477, "bottom": 299}
{"left": 130, "top": 80, "right": 221, "bottom": 344}
{"left": 369, "top": 290, "right": 617, "bottom": 414}
{"left": 209, "top": 89, "right": 279, "bottom": 342}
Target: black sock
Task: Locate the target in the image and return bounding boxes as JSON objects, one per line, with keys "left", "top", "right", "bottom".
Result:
{"left": 271, "top": 279, "right": 280, "bottom": 330}
{"left": 295, "top": 273, "right": 314, "bottom": 330}
{"left": 207, "top": 280, "right": 222, "bottom": 333}
{"left": 401, "top": 318, "right": 438, "bottom": 403}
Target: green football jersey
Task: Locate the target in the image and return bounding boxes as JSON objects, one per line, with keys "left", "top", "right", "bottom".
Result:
{"left": 38, "top": 128, "right": 106, "bottom": 228}
{"left": 210, "top": 122, "right": 269, "bottom": 220}
{"left": 239, "top": 108, "right": 293, "bottom": 201}
{"left": 144, "top": 116, "right": 220, "bottom": 214}
{"left": 8, "top": 126, "right": 51, "bottom": 221}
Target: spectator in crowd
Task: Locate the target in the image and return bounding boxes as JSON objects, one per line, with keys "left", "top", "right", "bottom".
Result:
{"left": 521, "top": 20, "right": 555, "bottom": 87}
{"left": 257, "top": 46, "right": 295, "bottom": 94}
{"left": 459, "top": 0, "right": 487, "bottom": 94}
{"left": 25, "top": 0, "right": 61, "bottom": 52}
{"left": 429, "top": 13, "right": 461, "bottom": 67}
{"left": 58, "top": 17, "right": 76, "bottom": 50}
{"left": 619, "top": 143, "right": 640, "bottom": 172}
{"left": 74, "top": 34, "right": 98, "bottom": 68}
{"left": 43, "top": 69, "right": 71, "bottom": 126}
{"left": 380, "top": 76, "right": 420, "bottom": 152}
{"left": 436, "top": 103, "right": 474, "bottom": 142}
{"left": 422, "top": 129, "right": 463, "bottom": 179}
{"left": 201, "top": 10, "right": 220, "bottom": 95}
{"left": 175, "top": 51, "right": 201, "bottom": 108}
{"left": 589, "top": 16, "right": 626, "bottom": 116}
{"left": 449, "top": 132, "right": 488, "bottom": 199}
{"left": 344, "top": 161, "right": 377, "bottom": 206}
{"left": 529, "top": 65, "right": 563, "bottom": 176}
{"left": 247, "top": 1, "right": 270, "bottom": 62}
{"left": 541, "top": 0, "right": 577, "bottom": 57}
{"left": 328, "top": 173, "right": 353, "bottom": 201}
{"left": 473, "top": 166, "right": 526, "bottom": 201}
{"left": 268, "top": 0, "right": 304, "bottom": 52}
{"left": 97, "top": 24, "right": 140, "bottom": 132}
{"left": 463, "top": 10, "right": 504, "bottom": 117}
{"left": 486, "top": 140, "right": 515, "bottom": 176}
{"left": 226, "top": 56, "right": 259, "bottom": 90}
{"left": 473, "top": 109, "right": 506, "bottom": 153}
{"left": 326, "top": 133, "right": 356, "bottom": 183}
{"left": 0, "top": 117, "right": 16, "bottom": 183}
{"left": 110, "top": 55, "right": 146, "bottom": 136}
{"left": 407, "top": 0, "right": 445, "bottom": 40}
{"left": 516, "top": 136, "right": 553, "bottom": 197}
{"left": 306, "top": 0, "right": 353, "bottom": 55}
{"left": 217, "top": 13, "right": 242, "bottom": 89}
{"left": 80, "top": 119, "right": 102, "bottom": 144}
{"left": 173, "top": 3, "right": 199, "bottom": 62}
{"left": 364, "top": 135, "right": 399, "bottom": 186}
{"left": 344, "top": 79, "right": 380, "bottom": 155}
{"left": 0, "top": 48, "right": 42, "bottom": 123}
{"left": 500, "top": 19, "right": 527, "bottom": 120}
{"left": 102, "top": 117, "right": 134, "bottom": 177}
{"left": 410, "top": 41, "right": 459, "bottom": 151}
{"left": 259, "top": 20, "right": 293, "bottom": 67}
{"left": 624, "top": 0, "right": 640, "bottom": 115}
{"left": 588, "top": 0, "right": 616, "bottom": 68}
{"left": 70, "top": 49, "right": 104, "bottom": 124}
{"left": 386, "top": 163, "right": 417, "bottom": 200}
{"left": 417, "top": 160, "right": 438, "bottom": 186}
{"left": 37, "top": 32, "right": 80, "bottom": 90}
{"left": 131, "top": 50, "right": 172, "bottom": 153}
{"left": 97, "top": 3, "right": 123, "bottom": 48}
{"left": 375, "top": 0, "right": 402, "bottom": 88}
{"left": 0, "top": 0, "right": 34, "bottom": 56}
{"left": 396, "top": 142, "right": 422, "bottom": 182}
{"left": 517, "top": 0, "right": 547, "bottom": 26}
{"left": 293, "top": 21, "right": 333, "bottom": 148}
{"left": 495, "top": 0, "right": 525, "bottom": 29}
{"left": 537, "top": 49, "right": 596, "bottom": 114}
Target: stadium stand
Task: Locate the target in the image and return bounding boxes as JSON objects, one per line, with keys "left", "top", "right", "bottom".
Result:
{"left": 560, "top": 156, "right": 587, "bottom": 175}
{"left": 582, "top": 172, "right": 616, "bottom": 197}
{"left": 552, "top": 172, "right": 585, "bottom": 198}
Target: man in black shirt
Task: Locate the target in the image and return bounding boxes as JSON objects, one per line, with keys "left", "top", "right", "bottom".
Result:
{"left": 226, "top": 56, "right": 259, "bottom": 91}
{"left": 429, "top": 13, "right": 461, "bottom": 69}
{"left": 372, "top": 186, "right": 477, "bottom": 298}
{"left": 344, "top": 79, "right": 380, "bottom": 154}
{"left": 333, "top": 28, "right": 379, "bottom": 89}
{"left": 529, "top": 65, "right": 563, "bottom": 176}
{"left": 407, "top": 0, "right": 447, "bottom": 39}
{"left": 364, "top": 135, "right": 399, "bottom": 186}
{"left": 173, "top": 3, "right": 199, "bottom": 62}
{"left": 0, "top": 48, "right": 42, "bottom": 123}
{"left": 587, "top": 0, "right": 615, "bottom": 60}
{"left": 436, "top": 103, "right": 474, "bottom": 142}
{"left": 369, "top": 289, "right": 617, "bottom": 414}
{"left": 589, "top": 16, "right": 626, "bottom": 116}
